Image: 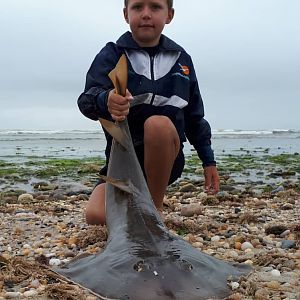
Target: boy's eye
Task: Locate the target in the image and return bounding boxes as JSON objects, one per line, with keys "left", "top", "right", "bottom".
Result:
{"left": 151, "top": 4, "right": 162, "bottom": 10}
{"left": 132, "top": 4, "right": 142, "bottom": 10}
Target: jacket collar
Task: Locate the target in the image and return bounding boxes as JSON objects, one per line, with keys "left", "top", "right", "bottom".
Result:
{"left": 116, "top": 31, "right": 185, "bottom": 52}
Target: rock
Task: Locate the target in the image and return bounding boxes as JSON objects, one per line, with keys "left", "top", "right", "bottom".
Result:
{"left": 18, "top": 193, "right": 33, "bottom": 203}
{"left": 211, "top": 236, "right": 221, "bottom": 242}
{"left": 271, "top": 186, "right": 284, "bottom": 194}
{"left": 270, "top": 269, "right": 281, "bottom": 277}
{"left": 228, "top": 250, "right": 239, "bottom": 258}
{"left": 281, "top": 240, "right": 296, "bottom": 249}
{"left": 230, "top": 282, "right": 240, "bottom": 290}
{"left": 255, "top": 288, "right": 269, "bottom": 299}
{"left": 280, "top": 229, "right": 291, "bottom": 237}
{"left": 265, "top": 225, "right": 288, "bottom": 236}
{"left": 23, "top": 290, "right": 38, "bottom": 297}
{"left": 4, "top": 292, "right": 22, "bottom": 298}
{"left": 49, "top": 258, "right": 61, "bottom": 266}
{"left": 241, "top": 242, "right": 254, "bottom": 251}
{"left": 30, "top": 279, "right": 40, "bottom": 288}
{"left": 180, "top": 203, "right": 203, "bottom": 217}
{"left": 265, "top": 280, "right": 281, "bottom": 289}
{"left": 281, "top": 203, "right": 294, "bottom": 210}
{"left": 179, "top": 183, "right": 197, "bottom": 192}
{"left": 254, "top": 200, "right": 267, "bottom": 208}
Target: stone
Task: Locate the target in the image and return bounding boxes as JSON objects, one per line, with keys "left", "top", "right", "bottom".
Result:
{"left": 255, "top": 288, "right": 269, "bottom": 299}
{"left": 23, "top": 290, "right": 38, "bottom": 297}
{"left": 4, "top": 292, "right": 22, "bottom": 299}
{"left": 241, "top": 242, "right": 254, "bottom": 251}
{"left": 179, "top": 183, "right": 197, "bottom": 192}
{"left": 18, "top": 193, "right": 33, "bottom": 203}
{"left": 281, "top": 240, "right": 296, "bottom": 249}
{"left": 211, "top": 235, "right": 221, "bottom": 242}
{"left": 270, "top": 269, "right": 281, "bottom": 277}
{"left": 180, "top": 203, "right": 203, "bottom": 217}
{"left": 49, "top": 258, "right": 61, "bottom": 266}
{"left": 230, "top": 282, "right": 240, "bottom": 290}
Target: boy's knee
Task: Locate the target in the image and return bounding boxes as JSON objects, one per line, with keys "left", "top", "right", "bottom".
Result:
{"left": 85, "top": 207, "right": 105, "bottom": 225}
{"left": 144, "top": 116, "right": 178, "bottom": 143}
{"left": 85, "top": 184, "right": 106, "bottom": 225}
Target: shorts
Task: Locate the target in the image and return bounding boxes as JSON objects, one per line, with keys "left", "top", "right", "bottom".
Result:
{"left": 95, "top": 144, "right": 184, "bottom": 187}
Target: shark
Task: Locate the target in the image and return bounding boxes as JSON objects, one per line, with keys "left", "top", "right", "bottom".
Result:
{"left": 56, "top": 55, "right": 251, "bottom": 300}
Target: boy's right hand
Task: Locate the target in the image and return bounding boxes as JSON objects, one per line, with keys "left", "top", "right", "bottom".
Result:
{"left": 107, "top": 89, "right": 133, "bottom": 122}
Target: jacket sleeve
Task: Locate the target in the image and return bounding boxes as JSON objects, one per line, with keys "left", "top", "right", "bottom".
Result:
{"left": 77, "top": 43, "right": 121, "bottom": 121}
{"left": 183, "top": 57, "right": 216, "bottom": 167}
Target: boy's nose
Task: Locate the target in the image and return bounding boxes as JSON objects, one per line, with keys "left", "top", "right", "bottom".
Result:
{"left": 141, "top": 7, "right": 152, "bottom": 19}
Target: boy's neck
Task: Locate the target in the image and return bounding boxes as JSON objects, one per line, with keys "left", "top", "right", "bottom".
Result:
{"left": 132, "top": 33, "right": 161, "bottom": 48}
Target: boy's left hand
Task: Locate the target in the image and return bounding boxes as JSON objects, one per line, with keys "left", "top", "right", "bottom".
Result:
{"left": 204, "top": 166, "right": 220, "bottom": 195}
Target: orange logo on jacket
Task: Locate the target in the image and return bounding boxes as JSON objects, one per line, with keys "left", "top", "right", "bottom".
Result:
{"left": 179, "top": 63, "right": 190, "bottom": 76}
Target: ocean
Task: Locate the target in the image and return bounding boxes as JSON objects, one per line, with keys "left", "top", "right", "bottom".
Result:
{"left": 0, "top": 129, "right": 299, "bottom": 163}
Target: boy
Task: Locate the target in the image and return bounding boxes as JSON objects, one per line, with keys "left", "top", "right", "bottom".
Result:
{"left": 78, "top": 0, "right": 219, "bottom": 225}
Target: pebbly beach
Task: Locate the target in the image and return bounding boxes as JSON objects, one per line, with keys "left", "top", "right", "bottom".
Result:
{"left": 0, "top": 129, "right": 299, "bottom": 299}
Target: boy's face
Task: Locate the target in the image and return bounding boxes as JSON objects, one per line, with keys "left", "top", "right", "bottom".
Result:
{"left": 124, "top": 0, "right": 174, "bottom": 47}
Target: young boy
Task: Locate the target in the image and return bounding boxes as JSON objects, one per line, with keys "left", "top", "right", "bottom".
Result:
{"left": 78, "top": 0, "right": 219, "bottom": 225}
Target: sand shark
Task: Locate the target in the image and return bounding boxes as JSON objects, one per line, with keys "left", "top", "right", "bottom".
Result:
{"left": 56, "top": 55, "right": 251, "bottom": 299}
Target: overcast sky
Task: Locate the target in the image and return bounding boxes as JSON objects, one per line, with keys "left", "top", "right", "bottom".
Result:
{"left": 1, "top": 0, "right": 299, "bottom": 130}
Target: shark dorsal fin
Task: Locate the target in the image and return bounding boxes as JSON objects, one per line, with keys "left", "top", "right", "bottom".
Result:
{"left": 99, "top": 175, "right": 138, "bottom": 195}
{"left": 99, "top": 118, "right": 129, "bottom": 149}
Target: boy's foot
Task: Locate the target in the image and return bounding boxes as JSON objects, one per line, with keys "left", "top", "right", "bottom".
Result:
{"left": 157, "top": 208, "right": 165, "bottom": 222}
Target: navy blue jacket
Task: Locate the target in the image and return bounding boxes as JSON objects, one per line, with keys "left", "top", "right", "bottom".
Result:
{"left": 78, "top": 32, "right": 216, "bottom": 167}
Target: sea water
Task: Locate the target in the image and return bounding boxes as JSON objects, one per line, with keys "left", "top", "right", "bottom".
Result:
{"left": 0, "top": 129, "right": 299, "bottom": 163}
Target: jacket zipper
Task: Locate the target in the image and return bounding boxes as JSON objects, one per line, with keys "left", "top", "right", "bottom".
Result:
{"left": 149, "top": 55, "right": 155, "bottom": 105}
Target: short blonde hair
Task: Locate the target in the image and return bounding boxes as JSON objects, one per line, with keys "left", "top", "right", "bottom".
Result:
{"left": 124, "top": 0, "right": 173, "bottom": 9}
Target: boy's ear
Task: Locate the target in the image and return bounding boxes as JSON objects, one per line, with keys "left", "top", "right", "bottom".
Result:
{"left": 166, "top": 8, "right": 174, "bottom": 24}
{"left": 123, "top": 8, "right": 129, "bottom": 24}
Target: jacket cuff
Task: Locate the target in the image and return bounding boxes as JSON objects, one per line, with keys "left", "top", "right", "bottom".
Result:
{"left": 196, "top": 145, "right": 216, "bottom": 168}
{"left": 96, "top": 90, "right": 111, "bottom": 119}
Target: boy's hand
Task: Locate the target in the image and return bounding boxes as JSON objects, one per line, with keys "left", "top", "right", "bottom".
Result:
{"left": 107, "top": 89, "right": 133, "bottom": 121}
{"left": 204, "top": 166, "right": 220, "bottom": 195}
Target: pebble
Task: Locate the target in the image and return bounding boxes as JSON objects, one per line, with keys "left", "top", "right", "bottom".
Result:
{"left": 4, "top": 292, "right": 22, "bottom": 299}
{"left": 241, "top": 242, "right": 254, "bottom": 251}
{"left": 23, "top": 290, "right": 38, "bottom": 297}
{"left": 270, "top": 269, "right": 281, "bottom": 277}
{"left": 49, "top": 258, "right": 61, "bottom": 266}
{"left": 211, "top": 235, "right": 221, "bottom": 242}
{"left": 255, "top": 288, "right": 269, "bottom": 299}
{"left": 180, "top": 203, "right": 203, "bottom": 217}
{"left": 281, "top": 240, "right": 296, "bottom": 249}
{"left": 18, "top": 193, "right": 34, "bottom": 203}
{"left": 230, "top": 282, "right": 240, "bottom": 290}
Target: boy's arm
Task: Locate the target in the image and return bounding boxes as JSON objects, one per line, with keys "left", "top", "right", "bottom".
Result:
{"left": 183, "top": 58, "right": 219, "bottom": 194}
{"left": 77, "top": 43, "right": 120, "bottom": 121}
{"left": 184, "top": 58, "right": 216, "bottom": 168}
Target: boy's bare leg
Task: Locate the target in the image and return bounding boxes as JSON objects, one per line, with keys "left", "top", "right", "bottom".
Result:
{"left": 85, "top": 183, "right": 106, "bottom": 225}
{"left": 144, "top": 116, "right": 180, "bottom": 212}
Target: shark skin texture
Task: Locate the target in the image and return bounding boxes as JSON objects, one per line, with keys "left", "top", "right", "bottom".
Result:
{"left": 56, "top": 119, "right": 251, "bottom": 300}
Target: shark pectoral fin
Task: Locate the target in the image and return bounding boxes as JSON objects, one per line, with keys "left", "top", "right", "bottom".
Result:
{"left": 100, "top": 175, "right": 136, "bottom": 195}
{"left": 99, "top": 118, "right": 129, "bottom": 149}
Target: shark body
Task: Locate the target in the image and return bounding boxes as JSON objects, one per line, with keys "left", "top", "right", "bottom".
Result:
{"left": 56, "top": 119, "right": 251, "bottom": 300}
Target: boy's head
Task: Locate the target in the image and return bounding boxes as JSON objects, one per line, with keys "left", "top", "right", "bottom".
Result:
{"left": 123, "top": 0, "right": 174, "bottom": 48}
{"left": 124, "top": 0, "right": 173, "bottom": 9}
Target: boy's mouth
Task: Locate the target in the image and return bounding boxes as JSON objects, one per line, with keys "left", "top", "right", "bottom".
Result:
{"left": 139, "top": 24, "right": 154, "bottom": 28}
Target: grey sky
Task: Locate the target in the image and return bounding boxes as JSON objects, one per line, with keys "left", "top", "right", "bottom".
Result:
{"left": 1, "top": 0, "right": 299, "bottom": 130}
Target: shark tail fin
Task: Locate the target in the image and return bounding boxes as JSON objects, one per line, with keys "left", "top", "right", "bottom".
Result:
{"left": 99, "top": 118, "right": 129, "bottom": 149}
